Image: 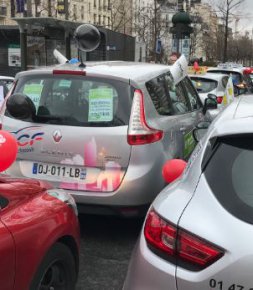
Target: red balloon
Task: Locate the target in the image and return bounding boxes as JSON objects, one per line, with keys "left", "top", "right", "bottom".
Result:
{"left": 162, "top": 159, "right": 187, "bottom": 183}
{"left": 193, "top": 61, "right": 199, "bottom": 72}
{"left": 0, "top": 130, "right": 18, "bottom": 172}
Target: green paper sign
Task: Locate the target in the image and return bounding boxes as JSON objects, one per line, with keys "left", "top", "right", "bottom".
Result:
{"left": 183, "top": 130, "right": 196, "bottom": 159}
{"left": 23, "top": 84, "right": 43, "bottom": 109}
{"left": 88, "top": 88, "right": 113, "bottom": 122}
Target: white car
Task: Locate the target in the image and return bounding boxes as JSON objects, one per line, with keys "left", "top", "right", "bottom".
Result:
{"left": 124, "top": 94, "right": 253, "bottom": 289}
{"left": 0, "top": 76, "right": 14, "bottom": 91}
{"left": 207, "top": 65, "right": 253, "bottom": 94}
{"left": 0, "top": 76, "right": 14, "bottom": 105}
{"left": 190, "top": 73, "right": 229, "bottom": 105}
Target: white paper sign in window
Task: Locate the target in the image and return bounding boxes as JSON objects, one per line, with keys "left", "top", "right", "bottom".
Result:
{"left": 88, "top": 88, "right": 113, "bottom": 122}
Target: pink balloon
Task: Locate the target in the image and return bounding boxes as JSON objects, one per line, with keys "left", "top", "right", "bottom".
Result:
{"left": 162, "top": 159, "right": 187, "bottom": 183}
{"left": 0, "top": 130, "right": 18, "bottom": 172}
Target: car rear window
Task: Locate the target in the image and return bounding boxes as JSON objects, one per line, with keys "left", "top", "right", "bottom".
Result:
{"left": 9, "top": 74, "right": 132, "bottom": 127}
{"left": 208, "top": 70, "right": 243, "bottom": 84}
{"left": 190, "top": 77, "right": 218, "bottom": 93}
{"left": 204, "top": 135, "right": 253, "bottom": 224}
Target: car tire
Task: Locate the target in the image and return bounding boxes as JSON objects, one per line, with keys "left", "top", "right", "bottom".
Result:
{"left": 30, "top": 242, "right": 77, "bottom": 290}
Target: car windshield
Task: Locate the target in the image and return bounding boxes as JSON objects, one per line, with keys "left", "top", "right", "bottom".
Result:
{"left": 191, "top": 77, "right": 217, "bottom": 93}
{"left": 10, "top": 74, "right": 132, "bottom": 127}
{"left": 204, "top": 135, "right": 253, "bottom": 224}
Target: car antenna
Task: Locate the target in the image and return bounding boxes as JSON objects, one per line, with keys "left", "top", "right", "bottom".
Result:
{"left": 74, "top": 24, "right": 101, "bottom": 68}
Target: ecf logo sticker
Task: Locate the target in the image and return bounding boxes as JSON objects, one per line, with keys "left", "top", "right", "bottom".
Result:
{"left": 12, "top": 126, "right": 44, "bottom": 151}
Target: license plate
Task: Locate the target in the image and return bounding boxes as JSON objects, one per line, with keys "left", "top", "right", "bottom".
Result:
{"left": 32, "top": 162, "right": 87, "bottom": 181}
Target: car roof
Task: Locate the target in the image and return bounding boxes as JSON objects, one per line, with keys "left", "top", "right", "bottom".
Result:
{"left": 189, "top": 73, "right": 227, "bottom": 81}
{"left": 207, "top": 67, "right": 244, "bottom": 74}
{"left": 0, "top": 76, "right": 14, "bottom": 80}
{"left": 210, "top": 95, "right": 253, "bottom": 138}
{"left": 15, "top": 61, "right": 172, "bottom": 83}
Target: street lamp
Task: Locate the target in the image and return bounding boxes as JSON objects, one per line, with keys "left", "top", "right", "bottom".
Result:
{"left": 169, "top": 9, "right": 193, "bottom": 61}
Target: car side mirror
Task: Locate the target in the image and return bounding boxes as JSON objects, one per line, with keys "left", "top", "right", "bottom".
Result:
{"left": 162, "top": 159, "right": 187, "bottom": 184}
{"left": 193, "top": 121, "right": 211, "bottom": 142}
{"left": 203, "top": 95, "right": 217, "bottom": 115}
{"left": 6, "top": 93, "right": 36, "bottom": 120}
{"left": 234, "top": 84, "right": 247, "bottom": 96}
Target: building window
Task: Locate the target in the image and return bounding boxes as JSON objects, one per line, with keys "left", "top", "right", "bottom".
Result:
{"left": 108, "top": 0, "right": 111, "bottom": 10}
{"left": 73, "top": 4, "right": 77, "bottom": 19}
{"left": 81, "top": 6, "right": 84, "bottom": 20}
{"left": 94, "top": 0, "right": 96, "bottom": 8}
{"left": 94, "top": 14, "right": 97, "bottom": 24}
{"left": 98, "top": 15, "right": 101, "bottom": 25}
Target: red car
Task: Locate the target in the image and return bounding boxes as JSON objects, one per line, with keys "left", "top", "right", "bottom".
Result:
{"left": 0, "top": 131, "right": 80, "bottom": 290}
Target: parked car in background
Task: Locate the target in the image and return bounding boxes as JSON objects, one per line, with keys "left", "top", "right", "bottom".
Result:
{"left": 124, "top": 94, "right": 253, "bottom": 290}
{"left": 0, "top": 56, "right": 217, "bottom": 217}
{"left": 190, "top": 73, "right": 229, "bottom": 105}
{"left": 0, "top": 130, "right": 80, "bottom": 290}
{"left": 0, "top": 76, "right": 14, "bottom": 107}
{"left": 243, "top": 67, "right": 253, "bottom": 84}
{"left": 207, "top": 63, "right": 253, "bottom": 94}
{"left": 0, "top": 76, "right": 14, "bottom": 91}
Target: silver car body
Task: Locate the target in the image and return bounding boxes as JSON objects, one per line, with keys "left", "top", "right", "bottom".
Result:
{"left": 1, "top": 61, "right": 204, "bottom": 216}
{"left": 190, "top": 73, "right": 229, "bottom": 105}
{"left": 124, "top": 94, "right": 253, "bottom": 288}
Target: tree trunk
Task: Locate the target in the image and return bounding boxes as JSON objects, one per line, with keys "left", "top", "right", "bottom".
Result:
{"left": 223, "top": 9, "right": 229, "bottom": 62}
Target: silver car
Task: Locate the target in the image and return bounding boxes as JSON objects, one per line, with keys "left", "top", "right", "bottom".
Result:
{"left": 0, "top": 76, "right": 14, "bottom": 90}
{"left": 0, "top": 76, "right": 14, "bottom": 100}
{"left": 190, "top": 73, "right": 229, "bottom": 105}
{"left": 124, "top": 94, "right": 253, "bottom": 288}
{"left": 1, "top": 60, "right": 214, "bottom": 216}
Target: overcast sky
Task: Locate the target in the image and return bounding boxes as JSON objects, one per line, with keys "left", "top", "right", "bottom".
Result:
{"left": 202, "top": 0, "right": 253, "bottom": 33}
{"left": 239, "top": 0, "right": 253, "bottom": 32}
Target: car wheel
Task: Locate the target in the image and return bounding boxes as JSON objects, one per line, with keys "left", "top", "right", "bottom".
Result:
{"left": 30, "top": 242, "right": 76, "bottom": 290}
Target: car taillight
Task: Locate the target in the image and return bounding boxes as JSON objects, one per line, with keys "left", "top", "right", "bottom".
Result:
{"left": 216, "top": 96, "right": 223, "bottom": 104}
{"left": 127, "top": 89, "right": 163, "bottom": 145}
{"left": 144, "top": 210, "right": 224, "bottom": 270}
{"left": 144, "top": 210, "right": 177, "bottom": 255}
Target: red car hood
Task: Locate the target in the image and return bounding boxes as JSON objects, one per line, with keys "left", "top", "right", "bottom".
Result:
{"left": 0, "top": 175, "right": 53, "bottom": 207}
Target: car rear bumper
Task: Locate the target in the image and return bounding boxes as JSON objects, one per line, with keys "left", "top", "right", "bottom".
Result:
{"left": 6, "top": 145, "right": 166, "bottom": 215}
{"left": 68, "top": 156, "right": 166, "bottom": 211}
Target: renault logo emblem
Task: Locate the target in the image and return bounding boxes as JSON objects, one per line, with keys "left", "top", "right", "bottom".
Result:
{"left": 53, "top": 130, "right": 62, "bottom": 142}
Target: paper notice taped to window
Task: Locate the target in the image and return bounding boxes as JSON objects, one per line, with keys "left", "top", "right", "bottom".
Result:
{"left": 23, "top": 84, "right": 43, "bottom": 109}
{"left": 88, "top": 88, "right": 113, "bottom": 122}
